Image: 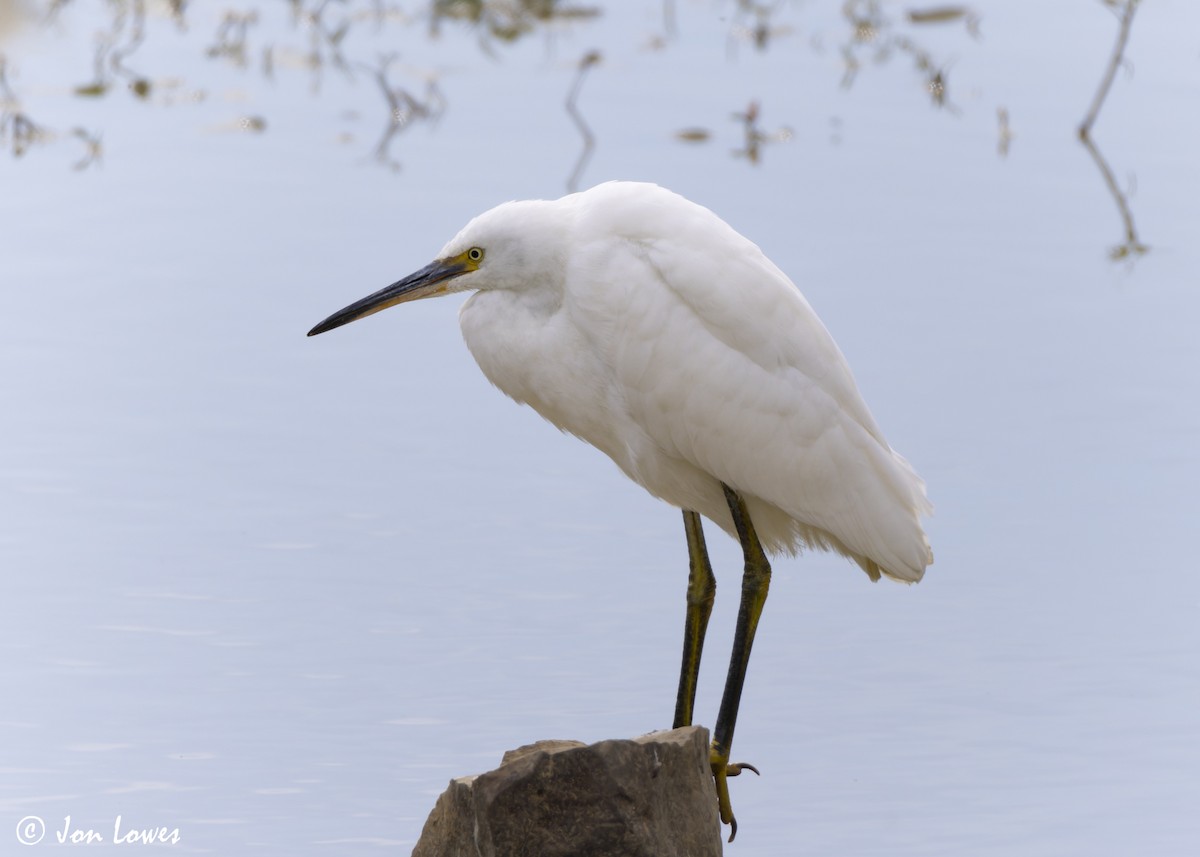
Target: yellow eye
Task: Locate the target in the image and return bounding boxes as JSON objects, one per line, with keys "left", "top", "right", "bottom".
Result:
{"left": 467, "top": 247, "right": 484, "bottom": 263}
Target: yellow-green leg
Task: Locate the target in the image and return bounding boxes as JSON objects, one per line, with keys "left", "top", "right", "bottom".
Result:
{"left": 711, "top": 483, "right": 770, "bottom": 841}
{"left": 673, "top": 509, "right": 716, "bottom": 730}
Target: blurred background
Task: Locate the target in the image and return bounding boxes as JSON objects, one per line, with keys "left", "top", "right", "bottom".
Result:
{"left": 2, "top": 1, "right": 1198, "bottom": 854}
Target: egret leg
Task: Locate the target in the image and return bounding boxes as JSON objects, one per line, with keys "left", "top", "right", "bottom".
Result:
{"left": 673, "top": 509, "right": 716, "bottom": 730}
{"left": 711, "top": 483, "right": 770, "bottom": 842}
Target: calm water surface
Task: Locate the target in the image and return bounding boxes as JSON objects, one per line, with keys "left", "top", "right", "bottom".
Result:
{"left": 2, "top": 2, "right": 1198, "bottom": 854}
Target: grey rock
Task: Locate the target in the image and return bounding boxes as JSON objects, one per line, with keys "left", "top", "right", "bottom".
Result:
{"left": 411, "top": 726, "right": 722, "bottom": 857}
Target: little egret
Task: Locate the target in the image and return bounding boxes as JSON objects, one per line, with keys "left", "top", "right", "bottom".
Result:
{"left": 308, "top": 181, "right": 932, "bottom": 839}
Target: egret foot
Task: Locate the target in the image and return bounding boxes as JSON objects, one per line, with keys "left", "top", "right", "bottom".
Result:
{"left": 709, "top": 741, "right": 760, "bottom": 841}
{"left": 727, "top": 761, "right": 760, "bottom": 777}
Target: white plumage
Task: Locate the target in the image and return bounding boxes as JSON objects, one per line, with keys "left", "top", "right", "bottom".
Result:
{"left": 448, "top": 182, "right": 932, "bottom": 582}
{"left": 308, "top": 180, "right": 934, "bottom": 837}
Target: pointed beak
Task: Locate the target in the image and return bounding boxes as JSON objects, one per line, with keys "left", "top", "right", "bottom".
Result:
{"left": 307, "top": 258, "right": 469, "bottom": 337}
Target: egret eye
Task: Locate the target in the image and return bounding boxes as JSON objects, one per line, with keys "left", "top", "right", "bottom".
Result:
{"left": 467, "top": 247, "right": 484, "bottom": 263}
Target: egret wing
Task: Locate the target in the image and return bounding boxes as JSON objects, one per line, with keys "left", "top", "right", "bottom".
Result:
{"left": 569, "top": 187, "right": 931, "bottom": 579}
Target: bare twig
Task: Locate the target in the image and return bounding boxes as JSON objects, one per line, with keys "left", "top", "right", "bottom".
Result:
{"left": 108, "top": 0, "right": 148, "bottom": 87}
{"left": 1078, "top": 0, "right": 1147, "bottom": 261}
{"left": 71, "top": 127, "right": 103, "bottom": 170}
{"left": 840, "top": 0, "right": 959, "bottom": 110}
{"left": 1, "top": 56, "right": 46, "bottom": 158}
{"left": 1079, "top": 129, "right": 1148, "bottom": 261}
{"left": 1079, "top": 0, "right": 1138, "bottom": 137}
{"left": 207, "top": 10, "right": 258, "bottom": 68}
{"left": 360, "top": 54, "right": 441, "bottom": 171}
{"left": 727, "top": 1, "right": 793, "bottom": 58}
{"left": 731, "top": 100, "right": 792, "bottom": 164}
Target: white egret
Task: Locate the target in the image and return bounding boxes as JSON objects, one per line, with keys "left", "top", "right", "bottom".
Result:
{"left": 308, "top": 181, "right": 932, "bottom": 839}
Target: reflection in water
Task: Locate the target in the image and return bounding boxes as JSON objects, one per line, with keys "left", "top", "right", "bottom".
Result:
{"left": 66, "top": 0, "right": 159, "bottom": 100}
{"left": 285, "top": 1, "right": 360, "bottom": 93}
{"left": 0, "top": 0, "right": 1160, "bottom": 247}
{"left": 1078, "top": 0, "right": 1147, "bottom": 261}
{"left": 430, "top": 0, "right": 601, "bottom": 51}
{"left": 731, "top": 100, "right": 792, "bottom": 165}
{"left": 673, "top": 102, "right": 794, "bottom": 165}
{"left": 0, "top": 99, "right": 40, "bottom": 156}
{"left": 207, "top": 10, "right": 259, "bottom": 71}
{"left": 0, "top": 1, "right": 990, "bottom": 172}
{"left": 70, "top": 127, "right": 104, "bottom": 170}
{"left": 566, "top": 50, "right": 602, "bottom": 192}
{"left": 895, "top": 39, "right": 957, "bottom": 112}
{"left": 840, "top": 1, "right": 964, "bottom": 112}
{"left": 996, "top": 106, "right": 1013, "bottom": 158}
{"left": 1, "top": 53, "right": 104, "bottom": 167}
{"left": 1079, "top": 131, "right": 1148, "bottom": 261}
{"left": 361, "top": 54, "right": 445, "bottom": 172}
{"left": 4, "top": 1, "right": 611, "bottom": 170}
{"left": 906, "top": 5, "right": 981, "bottom": 40}
{"left": 726, "top": 1, "right": 795, "bottom": 57}
{"left": 661, "top": 0, "right": 676, "bottom": 39}
{"left": 675, "top": 127, "right": 712, "bottom": 144}
{"left": 0, "top": 56, "right": 40, "bottom": 156}
{"left": 205, "top": 114, "right": 269, "bottom": 135}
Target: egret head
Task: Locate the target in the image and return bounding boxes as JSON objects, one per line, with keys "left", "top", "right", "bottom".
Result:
{"left": 307, "top": 200, "right": 562, "bottom": 337}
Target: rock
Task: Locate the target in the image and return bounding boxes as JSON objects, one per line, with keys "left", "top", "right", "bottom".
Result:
{"left": 411, "top": 725, "right": 722, "bottom": 857}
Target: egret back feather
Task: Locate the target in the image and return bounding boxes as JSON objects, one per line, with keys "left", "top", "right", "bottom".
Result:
{"left": 453, "top": 182, "right": 932, "bottom": 582}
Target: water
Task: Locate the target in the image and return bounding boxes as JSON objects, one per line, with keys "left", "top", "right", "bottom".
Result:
{"left": 2, "top": 2, "right": 1198, "bottom": 854}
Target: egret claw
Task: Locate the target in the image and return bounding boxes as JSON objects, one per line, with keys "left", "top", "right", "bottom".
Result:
{"left": 714, "top": 770, "right": 739, "bottom": 842}
{"left": 711, "top": 745, "right": 759, "bottom": 841}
